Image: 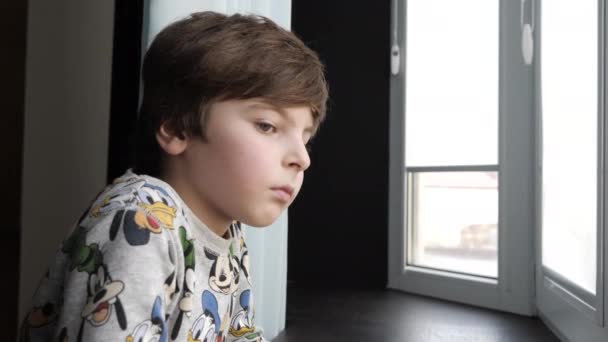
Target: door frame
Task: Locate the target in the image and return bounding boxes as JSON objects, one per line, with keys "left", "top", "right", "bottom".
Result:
{"left": 387, "top": 0, "right": 536, "bottom": 316}
{"left": 535, "top": 1, "right": 608, "bottom": 340}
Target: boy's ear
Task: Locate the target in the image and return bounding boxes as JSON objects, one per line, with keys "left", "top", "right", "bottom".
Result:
{"left": 156, "top": 122, "right": 188, "bottom": 156}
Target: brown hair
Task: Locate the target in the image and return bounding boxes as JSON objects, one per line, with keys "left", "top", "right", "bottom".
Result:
{"left": 133, "top": 11, "right": 328, "bottom": 177}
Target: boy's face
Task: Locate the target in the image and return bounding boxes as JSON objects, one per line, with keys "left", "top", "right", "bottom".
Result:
{"left": 176, "top": 98, "right": 313, "bottom": 228}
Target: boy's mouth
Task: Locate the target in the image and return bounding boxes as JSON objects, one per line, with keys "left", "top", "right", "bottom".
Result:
{"left": 271, "top": 186, "right": 294, "bottom": 202}
{"left": 272, "top": 186, "right": 294, "bottom": 196}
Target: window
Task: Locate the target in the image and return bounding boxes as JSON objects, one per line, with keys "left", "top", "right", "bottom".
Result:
{"left": 405, "top": 0, "right": 499, "bottom": 278}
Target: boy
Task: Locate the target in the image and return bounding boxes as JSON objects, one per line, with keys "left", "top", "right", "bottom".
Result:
{"left": 20, "top": 11, "right": 327, "bottom": 342}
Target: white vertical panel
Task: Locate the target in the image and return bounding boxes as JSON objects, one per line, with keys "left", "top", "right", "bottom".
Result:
{"left": 145, "top": 0, "right": 226, "bottom": 45}
{"left": 145, "top": 0, "right": 291, "bottom": 47}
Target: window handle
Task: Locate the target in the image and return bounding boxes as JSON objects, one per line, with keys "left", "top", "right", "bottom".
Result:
{"left": 391, "top": 0, "right": 401, "bottom": 75}
{"left": 521, "top": 0, "right": 535, "bottom": 65}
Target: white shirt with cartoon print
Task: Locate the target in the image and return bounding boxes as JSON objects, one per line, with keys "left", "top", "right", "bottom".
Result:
{"left": 20, "top": 169, "right": 266, "bottom": 342}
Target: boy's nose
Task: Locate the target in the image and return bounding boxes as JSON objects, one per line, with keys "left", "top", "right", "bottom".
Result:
{"left": 285, "top": 139, "right": 311, "bottom": 171}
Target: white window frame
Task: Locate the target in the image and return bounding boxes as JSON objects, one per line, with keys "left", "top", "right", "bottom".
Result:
{"left": 388, "top": 0, "right": 536, "bottom": 316}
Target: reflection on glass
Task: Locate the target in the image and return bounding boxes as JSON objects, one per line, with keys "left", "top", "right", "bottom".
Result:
{"left": 541, "top": 0, "right": 598, "bottom": 294}
{"left": 405, "top": 0, "right": 498, "bottom": 167}
{"left": 407, "top": 172, "right": 498, "bottom": 278}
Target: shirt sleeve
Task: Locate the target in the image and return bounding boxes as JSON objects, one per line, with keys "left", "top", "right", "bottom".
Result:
{"left": 53, "top": 201, "right": 183, "bottom": 342}
{"left": 225, "top": 228, "right": 268, "bottom": 342}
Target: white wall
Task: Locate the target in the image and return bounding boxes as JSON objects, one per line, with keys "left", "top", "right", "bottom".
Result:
{"left": 144, "top": 2, "right": 291, "bottom": 338}
{"left": 18, "top": 0, "right": 115, "bottom": 322}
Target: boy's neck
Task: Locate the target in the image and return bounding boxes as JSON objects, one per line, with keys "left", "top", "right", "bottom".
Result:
{"left": 159, "top": 171, "right": 232, "bottom": 239}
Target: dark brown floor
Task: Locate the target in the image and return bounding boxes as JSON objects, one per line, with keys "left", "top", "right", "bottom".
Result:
{"left": 273, "top": 287, "right": 560, "bottom": 342}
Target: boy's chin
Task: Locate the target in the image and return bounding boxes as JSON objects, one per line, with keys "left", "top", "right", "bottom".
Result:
{"left": 241, "top": 218, "right": 277, "bottom": 228}
{"left": 240, "top": 211, "right": 283, "bottom": 228}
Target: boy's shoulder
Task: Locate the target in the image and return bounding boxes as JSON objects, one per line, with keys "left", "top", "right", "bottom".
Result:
{"left": 75, "top": 170, "right": 185, "bottom": 246}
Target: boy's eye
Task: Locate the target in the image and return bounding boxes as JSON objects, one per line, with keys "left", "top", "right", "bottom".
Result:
{"left": 255, "top": 122, "right": 276, "bottom": 133}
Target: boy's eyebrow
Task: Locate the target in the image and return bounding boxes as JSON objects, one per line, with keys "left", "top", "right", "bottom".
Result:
{"left": 247, "top": 102, "right": 314, "bottom": 134}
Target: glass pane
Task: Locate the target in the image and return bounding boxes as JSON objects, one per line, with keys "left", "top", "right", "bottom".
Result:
{"left": 405, "top": 0, "right": 498, "bottom": 167}
{"left": 541, "top": 0, "right": 598, "bottom": 294}
{"left": 407, "top": 172, "right": 498, "bottom": 278}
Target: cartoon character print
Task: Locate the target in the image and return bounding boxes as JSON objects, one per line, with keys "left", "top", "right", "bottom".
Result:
{"left": 164, "top": 269, "right": 178, "bottom": 309}
{"left": 189, "top": 291, "right": 226, "bottom": 342}
{"left": 205, "top": 245, "right": 240, "bottom": 296}
{"left": 126, "top": 296, "right": 167, "bottom": 342}
{"left": 238, "top": 237, "right": 251, "bottom": 287}
{"left": 61, "top": 227, "right": 127, "bottom": 341}
{"left": 228, "top": 290, "right": 255, "bottom": 338}
{"left": 230, "top": 222, "right": 251, "bottom": 287}
{"left": 170, "top": 226, "right": 197, "bottom": 340}
{"left": 163, "top": 241, "right": 179, "bottom": 320}
{"left": 19, "top": 272, "right": 61, "bottom": 342}
{"left": 19, "top": 302, "right": 55, "bottom": 342}
{"left": 81, "top": 264, "right": 126, "bottom": 328}
{"left": 229, "top": 222, "right": 263, "bottom": 341}
{"left": 20, "top": 179, "right": 138, "bottom": 342}
{"left": 109, "top": 183, "right": 178, "bottom": 246}
{"left": 58, "top": 327, "right": 69, "bottom": 342}
{"left": 88, "top": 177, "right": 145, "bottom": 219}
{"left": 163, "top": 235, "right": 181, "bottom": 313}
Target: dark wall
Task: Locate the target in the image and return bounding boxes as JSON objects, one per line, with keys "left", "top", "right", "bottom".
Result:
{"left": 2, "top": 1, "right": 27, "bottom": 339}
{"left": 289, "top": 1, "right": 391, "bottom": 289}
{"left": 107, "top": 0, "right": 144, "bottom": 183}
